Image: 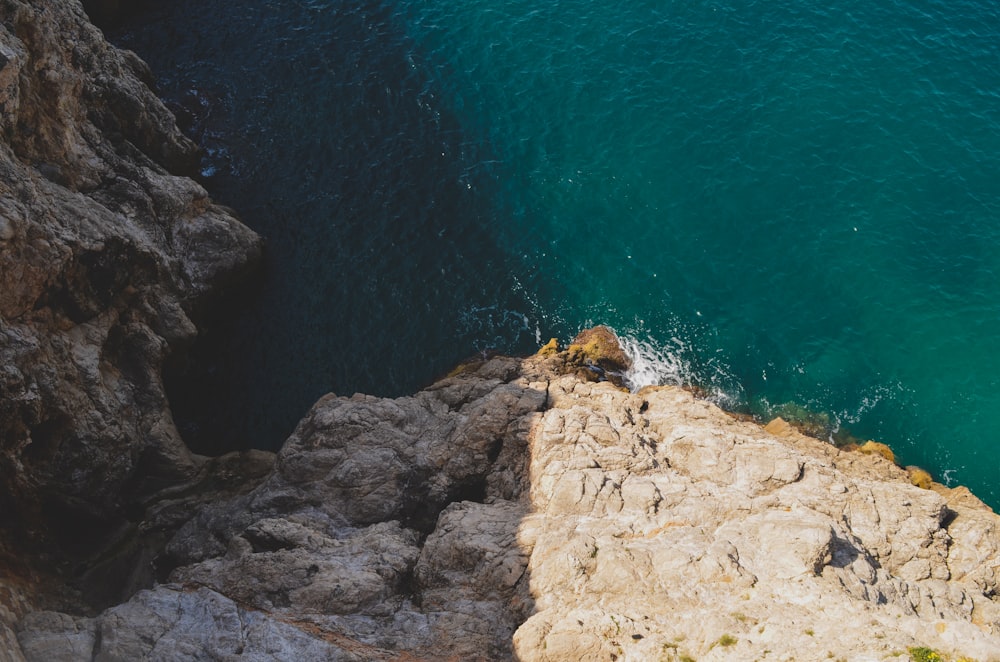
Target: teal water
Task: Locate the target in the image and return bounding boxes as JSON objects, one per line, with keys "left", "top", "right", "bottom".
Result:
{"left": 115, "top": 0, "right": 1000, "bottom": 507}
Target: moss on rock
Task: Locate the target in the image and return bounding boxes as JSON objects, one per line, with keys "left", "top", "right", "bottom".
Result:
{"left": 537, "top": 338, "right": 559, "bottom": 357}
{"left": 858, "top": 440, "right": 896, "bottom": 464}
{"left": 907, "top": 466, "right": 934, "bottom": 490}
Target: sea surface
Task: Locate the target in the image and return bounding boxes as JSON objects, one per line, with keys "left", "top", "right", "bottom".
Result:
{"left": 113, "top": 0, "right": 1000, "bottom": 507}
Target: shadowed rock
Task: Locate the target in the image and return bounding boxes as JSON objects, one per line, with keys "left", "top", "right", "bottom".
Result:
{"left": 0, "top": 0, "right": 263, "bottom": 638}
{"left": 16, "top": 346, "right": 1000, "bottom": 660}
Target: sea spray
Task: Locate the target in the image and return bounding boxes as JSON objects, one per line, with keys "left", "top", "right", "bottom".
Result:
{"left": 615, "top": 328, "right": 743, "bottom": 412}
{"left": 619, "top": 333, "right": 690, "bottom": 391}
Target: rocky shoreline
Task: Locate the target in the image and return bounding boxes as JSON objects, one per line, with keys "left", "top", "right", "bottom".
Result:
{"left": 2, "top": 2, "right": 1000, "bottom": 660}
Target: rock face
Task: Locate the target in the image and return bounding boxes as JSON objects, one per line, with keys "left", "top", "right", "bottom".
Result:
{"left": 5, "top": 2, "right": 1000, "bottom": 662}
{"left": 0, "top": 0, "right": 263, "bottom": 648}
{"left": 14, "top": 347, "right": 1000, "bottom": 661}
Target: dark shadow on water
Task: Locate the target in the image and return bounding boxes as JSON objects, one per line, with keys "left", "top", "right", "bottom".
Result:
{"left": 109, "top": 0, "right": 540, "bottom": 454}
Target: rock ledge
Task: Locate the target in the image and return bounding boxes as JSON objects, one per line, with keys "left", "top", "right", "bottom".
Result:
{"left": 15, "top": 343, "right": 1000, "bottom": 661}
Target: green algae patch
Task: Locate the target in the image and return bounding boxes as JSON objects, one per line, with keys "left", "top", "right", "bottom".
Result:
{"left": 707, "top": 633, "right": 738, "bottom": 652}
{"left": 537, "top": 337, "right": 560, "bottom": 356}
{"left": 908, "top": 647, "right": 943, "bottom": 662}
{"left": 443, "top": 358, "right": 487, "bottom": 379}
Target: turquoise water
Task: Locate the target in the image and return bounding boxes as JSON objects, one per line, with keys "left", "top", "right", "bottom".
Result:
{"left": 115, "top": 0, "right": 1000, "bottom": 507}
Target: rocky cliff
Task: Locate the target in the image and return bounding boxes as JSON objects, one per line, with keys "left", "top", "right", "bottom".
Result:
{"left": 13, "top": 337, "right": 1000, "bottom": 661}
{"left": 3, "top": 2, "right": 1000, "bottom": 661}
{"left": 0, "top": 0, "right": 266, "bottom": 652}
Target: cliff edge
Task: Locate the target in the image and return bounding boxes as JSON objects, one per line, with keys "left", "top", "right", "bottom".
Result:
{"left": 15, "top": 338, "right": 1000, "bottom": 661}
{"left": 3, "top": 2, "right": 1000, "bottom": 661}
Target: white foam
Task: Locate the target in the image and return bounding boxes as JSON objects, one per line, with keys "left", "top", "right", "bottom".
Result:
{"left": 613, "top": 327, "right": 743, "bottom": 411}
{"left": 618, "top": 333, "right": 691, "bottom": 392}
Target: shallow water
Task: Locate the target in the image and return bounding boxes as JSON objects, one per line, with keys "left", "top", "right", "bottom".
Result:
{"left": 115, "top": 0, "right": 1000, "bottom": 507}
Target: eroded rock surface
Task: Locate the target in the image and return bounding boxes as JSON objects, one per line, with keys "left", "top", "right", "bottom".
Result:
{"left": 0, "top": 0, "right": 263, "bottom": 642}
{"left": 15, "top": 346, "right": 1000, "bottom": 661}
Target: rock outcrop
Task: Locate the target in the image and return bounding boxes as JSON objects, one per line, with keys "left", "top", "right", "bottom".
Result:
{"left": 4, "top": 2, "right": 1000, "bottom": 661}
{"left": 14, "top": 344, "right": 1000, "bottom": 661}
{"left": 0, "top": 0, "right": 264, "bottom": 650}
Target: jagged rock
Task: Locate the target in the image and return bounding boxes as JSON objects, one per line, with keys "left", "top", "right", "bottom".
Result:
{"left": 0, "top": 0, "right": 262, "bottom": 629}
{"left": 17, "top": 348, "right": 1000, "bottom": 661}
{"left": 18, "top": 587, "right": 374, "bottom": 661}
{"left": 510, "top": 376, "right": 1000, "bottom": 661}
{"left": 565, "top": 325, "right": 631, "bottom": 387}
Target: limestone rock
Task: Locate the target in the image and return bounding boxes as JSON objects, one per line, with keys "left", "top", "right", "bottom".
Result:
{"left": 566, "top": 325, "right": 631, "bottom": 386}
{"left": 510, "top": 375, "right": 1000, "bottom": 661}
{"left": 17, "top": 345, "right": 1000, "bottom": 661}
{"left": 19, "top": 587, "right": 371, "bottom": 662}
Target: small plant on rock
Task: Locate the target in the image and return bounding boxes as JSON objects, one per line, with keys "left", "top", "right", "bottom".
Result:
{"left": 709, "top": 634, "right": 737, "bottom": 649}
{"left": 908, "top": 647, "right": 942, "bottom": 662}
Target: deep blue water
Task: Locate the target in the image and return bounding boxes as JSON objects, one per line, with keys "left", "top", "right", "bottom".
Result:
{"left": 114, "top": 0, "right": 1000, "bottom": 508}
